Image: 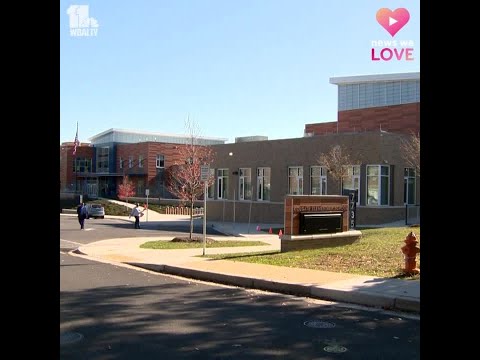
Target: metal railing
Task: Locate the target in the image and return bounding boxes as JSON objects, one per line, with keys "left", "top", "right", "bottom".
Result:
{"left": 405, "top": 204, "right": 420, "bottom": 225}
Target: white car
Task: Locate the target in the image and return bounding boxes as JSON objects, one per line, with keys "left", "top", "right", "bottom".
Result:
{"left": 86, "top": 203, "right": 105, "bottom": 219}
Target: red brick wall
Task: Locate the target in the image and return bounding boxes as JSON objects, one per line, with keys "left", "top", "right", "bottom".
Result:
{"left": 305, "top": 103, "right": 419, "bottom": 136}
{"left": 116, "top": 142, "right": 194, "bottom": 191}
{"left": 59, "top": 144, "right": 95, "bottom": 190}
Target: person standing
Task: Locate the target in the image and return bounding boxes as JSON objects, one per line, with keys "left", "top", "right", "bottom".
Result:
{"left": 130, "top": 203, "right": 143, "bottom": 229}
{"left": 76, "top": 202, "right": 87, "bottom": 230}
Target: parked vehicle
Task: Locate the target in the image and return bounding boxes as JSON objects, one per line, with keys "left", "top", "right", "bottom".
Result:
{"left": 86, "top": 203, "right": 105, "bottom": 219}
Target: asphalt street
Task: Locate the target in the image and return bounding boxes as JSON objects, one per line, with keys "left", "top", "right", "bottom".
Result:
{"left": 61, "top": 252, "right": 420, "bottom": 360}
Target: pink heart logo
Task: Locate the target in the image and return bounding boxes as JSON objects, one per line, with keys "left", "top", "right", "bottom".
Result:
{"left": 376, "top": 8, "right": 410, "bottom": 37}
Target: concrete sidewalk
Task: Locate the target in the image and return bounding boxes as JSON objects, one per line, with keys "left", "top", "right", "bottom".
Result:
{"left": 66, "top": 199, "right": 419, "bottom": 314}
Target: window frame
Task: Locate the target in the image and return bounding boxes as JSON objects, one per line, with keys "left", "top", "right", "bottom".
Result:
{"left": 217, "top": 168, "right": 229, "bottom": 199}
{"left": 404, "top": 167, "right": 416, "bottom": 205}
{"left": 239, "top": 168, "right": 252, "bottom": 200}
{"left": 342, "top": 165, "right": 361, "bottom": 205}
{"left": 366, "top": 164, "right": 390, "bottom": 206}
{"left": 156, "top": 154, "right": 165, "bottom": 168}
{"left": 310, "top": 166, "right": 327, "bottom": 195}
{"left": 257, "top": 167, "right": 271, "bottom": 201}
{"left": 288, "top": 166, "right": 304, "bottom": 195}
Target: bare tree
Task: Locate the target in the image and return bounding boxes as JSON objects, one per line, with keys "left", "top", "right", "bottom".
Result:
{"left": 317, "top": 144, "right": 355, "bottom": 195}
{"left": 401, "top": 132, "right": 420, "bottom": 177}
{"left": 166, "top": 118, "right": 216, "bottom": 240}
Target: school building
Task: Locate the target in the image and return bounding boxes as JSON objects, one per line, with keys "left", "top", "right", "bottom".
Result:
{"left": 59, "top": 71, "right": 420, "bottom": 225}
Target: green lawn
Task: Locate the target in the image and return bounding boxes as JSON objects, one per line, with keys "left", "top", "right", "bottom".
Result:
{"left": 205, "top": 226, "right": 420, "bottom": 279}
{"left": 72, "top": 200, "right": 420, "bottom": 279}
{"left": 140, "top": 240, "right": 270, "bottom": 249}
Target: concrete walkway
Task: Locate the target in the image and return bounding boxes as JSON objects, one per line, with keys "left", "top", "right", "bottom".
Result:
{"left": 66, "top": 199, "right": 420, "bottom": 314}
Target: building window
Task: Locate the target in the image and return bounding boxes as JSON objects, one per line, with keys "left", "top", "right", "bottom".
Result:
{"left": 404, "top": 168, "right": 416, "bottom": 205}
{"left": 217, "top": 169, "right": 229, "bottom": 199}
{"left": 338, "top": 79, "right": 420, "bottom": 111}
{"left": 73, "top": 158, "right": 92, "bottom": 173}
{"left": 119, "top": 157, "right": 123, "bottom": 169}
{"left": 96, "top": 146, "right": 109, "bottom": 172}
{"left": 128, "top": 156, "right": 133, "bottom": 168}
{"left": 310, "top": 166, "right": 327, "bottom": 195}
{"left": 137, "top": 179, "right": 144, "bottom": 196}
{"left": 239, "top": 168, "right": 252, "bottom": 200}
{"left": 257, "top": 167, "right": 271, "bottom": 201}
{"left": 207, "top": 168, "right": 215, "bottom": 199}
{"left": 366, "top": 165, "right": 390, "bottom": 205}
{"left": 156, "top": 154, "right": 165, "bottom": 168}
{"left": 342, "top": 165, "right": 360, "bottom": 205}
{"left": 288, "top": 166, "right": 303, "bottom": 195}
{"left": 138, "top": 155, "right": 144, "bottom": 168}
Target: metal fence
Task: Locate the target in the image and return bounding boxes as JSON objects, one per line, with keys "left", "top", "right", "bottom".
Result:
{"left": 405, "top": 205, "right": 420, "bottom": 226}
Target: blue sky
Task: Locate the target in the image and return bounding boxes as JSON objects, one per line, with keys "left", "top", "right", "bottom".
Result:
{"left": 60, "top": 0, "right": 420, "bottom": 144}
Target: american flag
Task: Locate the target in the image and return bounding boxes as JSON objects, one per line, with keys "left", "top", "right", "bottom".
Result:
{"left": 73, "top": 122, "right": 79, "bottom": 156}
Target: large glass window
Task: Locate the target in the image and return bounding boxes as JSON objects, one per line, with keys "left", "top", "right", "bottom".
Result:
{"left": 338, "top": 79, "right": 419, "bottom": 111}
{"left": 342, "top": 165, "right": 360, "bottom": 205}
{"left": 73, "top": 158, "right": 92, "bottom": 173}
{"left": 288, "top": 167, "right": 303, "bottom": 195}
{"left": 404, "top": 168, "right": 416, "bottom": 205}
{"left": 257, "top": 167, "right": 271, "bottom": 201}
{"left": 366, "top": 165, "right": 390, "bottom": 205}
{"left": 128, "top": 156, "right": 133, "bottom": 168}
{"left": 119, "top": 157, "right": 123, "bottom": 169}
{"left": 138, "top": 155, "right": 144, "bottom": 168}
{"left": 385, "top": 81, "right": 401, "bottom": 106}
{"left": 96, "top": 147, "right": 109, "bottom": 172}
{"left": 310, "top": 166, "right": 327, "bottom": 195}
{"left": 217, "top": 169, "right": 229, "bottom": 199}
{"left": 137, "top": 179, "right": 144, "bottom": 196}
{"left": 207, "top": 168, "right": 215, "bottom": 199}
{"left": 156, "top": 154, "right": 165, "bottom": 168}
{"left": 239, "top": 168, "right": 252, "bottom": 200}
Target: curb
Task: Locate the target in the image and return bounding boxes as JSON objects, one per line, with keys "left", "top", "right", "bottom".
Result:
{"left": 125, "top": 262, "right": 420, "bottom": 314}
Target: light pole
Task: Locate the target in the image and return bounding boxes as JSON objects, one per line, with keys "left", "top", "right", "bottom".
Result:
{"left": 229, "top": 152, "right": 237, "bottom": 231}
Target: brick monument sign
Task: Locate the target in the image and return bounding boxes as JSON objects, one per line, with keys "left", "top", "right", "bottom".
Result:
{"left": 281, "top": 195, "right": 362, "bottom": 252}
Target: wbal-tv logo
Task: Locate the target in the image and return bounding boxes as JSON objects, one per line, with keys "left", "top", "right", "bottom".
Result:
{"left": 67, "top": 5, "right": 99, "bottom": 37}
{"left": 371, "top": 8, "right": 414, "bottom": 61}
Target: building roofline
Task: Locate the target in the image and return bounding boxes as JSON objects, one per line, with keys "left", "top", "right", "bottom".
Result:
{"left": 329, "top": 72, "right": 419, "bottom": 85}
{"left": 88, "top": 128, "right": 228, "bottom": 142}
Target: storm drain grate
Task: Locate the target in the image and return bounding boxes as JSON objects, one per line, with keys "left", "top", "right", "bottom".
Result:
{"left": 324, "top": 345, "right": 348, "bottom": 353}
{"left": 303, "top": 320, "right": 336, "bottom": 328}
{"left": 60, "top": 332, "right": 84, "bottom": 345}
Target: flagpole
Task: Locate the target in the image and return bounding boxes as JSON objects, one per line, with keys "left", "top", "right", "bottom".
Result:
{"left": 73, "top": 122, "right": 79, "bottom": 194}
{"left": 75, "top": 153, "right": 77, "bottom": 193}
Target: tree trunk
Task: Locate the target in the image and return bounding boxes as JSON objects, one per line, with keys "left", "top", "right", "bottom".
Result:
{"left": 189, "top": 200, "right": 194, "bottom": 240}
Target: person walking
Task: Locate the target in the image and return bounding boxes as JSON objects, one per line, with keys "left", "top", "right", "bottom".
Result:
{"left": 76, "top": 202, "right": 88, "bottom": 230}
{"left": 129, "top": 203, "right": 143, "bottom": 229}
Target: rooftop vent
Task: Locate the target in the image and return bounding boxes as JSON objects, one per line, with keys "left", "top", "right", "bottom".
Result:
{"left": 235, "top": 136, "right": 268, "bottom": 143}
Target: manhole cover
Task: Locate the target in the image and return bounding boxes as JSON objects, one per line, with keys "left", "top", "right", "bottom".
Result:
{"left": 304, "top": 320, "right": 336, "bottom": 328}
{"left": 324, "top": 345, "right": 348, "bottom": 353}
{"left": 60, "top": 332, "right": 84, "bottom": 345}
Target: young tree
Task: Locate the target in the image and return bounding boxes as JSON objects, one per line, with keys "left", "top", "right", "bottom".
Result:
{"left": 117, "top": 175, "right": 135, "bottom": 205}
{"left": 317, "top": 144, "right": 356, "bottom": 195}
{"left": 166, "top": 118, "right": 216, "bottom": 240}
{"left": 401, "top": 132, "right": 420, "bottom": 177}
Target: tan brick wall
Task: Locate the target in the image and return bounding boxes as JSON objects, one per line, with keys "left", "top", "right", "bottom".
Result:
{"left": 205, "top": 131, "right": 417, "bottom": 225}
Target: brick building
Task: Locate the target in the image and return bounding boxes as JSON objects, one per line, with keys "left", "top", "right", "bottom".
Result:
{"left": 59, "top": 71, "right": 420, "bottom": 225}
{"left": 59, "top": 129, "right": 227, "bottom": 198}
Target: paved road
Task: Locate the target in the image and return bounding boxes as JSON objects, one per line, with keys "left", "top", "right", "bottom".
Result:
{"left": 60, "top": 216, "right": 225, "bottom": 252}
{"left": 61, "top": 252, "right": 420, "bottom": 359}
